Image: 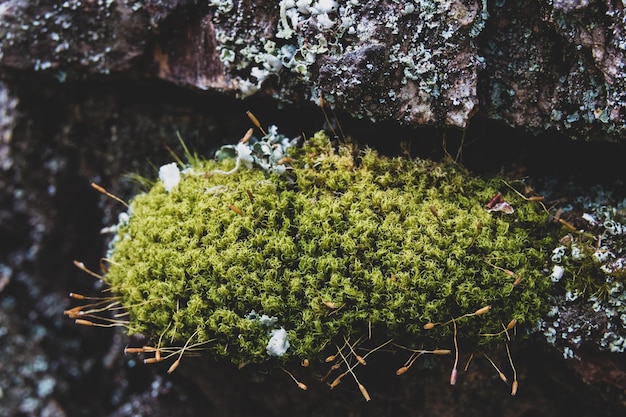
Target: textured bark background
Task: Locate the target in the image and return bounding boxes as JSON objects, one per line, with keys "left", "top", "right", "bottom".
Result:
{"left": 0, "top": 1, "right": 625, "bottom": 416}
{"left": 0, "top": 0, "right": 624, "bottom": 137}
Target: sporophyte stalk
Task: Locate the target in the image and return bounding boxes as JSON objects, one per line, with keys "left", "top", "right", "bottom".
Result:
{"left": 69, "top": 127, "right": 573, "bottom": 398}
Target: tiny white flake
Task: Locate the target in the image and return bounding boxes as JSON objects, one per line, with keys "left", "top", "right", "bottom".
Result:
{"left": 266, "top": 327, "right": 290, "bottom": 356}
{"left": 582, "top": 213, "right": 597, "bottom": 225}
{"left": 235, "top": 142, "right": 254, "bottom": 168}
{"left": 551, "top": 265, "right": 564, "bottom": 282}
{"left": 259, "top": 314, "right": 278, "bottom": 327}
{"left": 159, "top": 163, "right": 181, "bottom": 192}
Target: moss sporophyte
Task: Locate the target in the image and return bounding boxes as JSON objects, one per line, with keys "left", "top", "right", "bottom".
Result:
{"left": 69, "top": 129, "right": 573, "bottom": 397}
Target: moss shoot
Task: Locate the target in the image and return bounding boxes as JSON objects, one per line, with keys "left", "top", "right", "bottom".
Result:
{"left": 103, "top": 131, "right": 557, "bottom": 367}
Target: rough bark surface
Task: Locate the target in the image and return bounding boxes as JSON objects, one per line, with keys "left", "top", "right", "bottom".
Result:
{"left": 481, "top": 1, "right": 626, "bottom": 140}
{"left": 1, "top": 1, "right": 624, "bottom": 139}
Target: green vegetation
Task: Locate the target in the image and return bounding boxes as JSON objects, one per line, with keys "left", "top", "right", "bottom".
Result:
{"left": 101, "top": 131, "right": 558, "bottom": 367}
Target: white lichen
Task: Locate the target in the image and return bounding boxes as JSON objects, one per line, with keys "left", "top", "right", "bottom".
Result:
{"left": 259, "top": 314, "right": 279, "bottom": 327}
{"left": 214, "top": 125, "right": 297, "bottom": 176}
{"left": 541, "top": 184, "right": 626, "bottom": 354}
{"left": 158, "top": 163, "right": 181, "bottom": 193}
{"left": 551, "top": 265, "right": 565, "bottom": 282}
{"left": 551, "top": 246, "right": 567, "bottom": 263}
{"left": 266, "top": 327, "right": 290, "bottom": 356}
{"left": 235, "top": 142, "right": 254, "bottom": 169}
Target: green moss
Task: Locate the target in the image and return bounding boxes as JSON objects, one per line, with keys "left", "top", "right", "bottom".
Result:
{"left": 105, "top": 131, "right": 557, "bottom": 366}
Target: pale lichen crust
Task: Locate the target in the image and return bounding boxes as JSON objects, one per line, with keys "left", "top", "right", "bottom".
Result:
{"left": 540, "top": 185, "right": 626, "bottom": 357}
{"left": 210, "top": 1, "right": 485, "bottom": 127}
{"left": 104, "top": 131, "right": 555, "bottom": 366}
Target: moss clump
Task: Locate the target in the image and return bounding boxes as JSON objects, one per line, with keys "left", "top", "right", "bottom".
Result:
{"left": 105, "top": 131, "right": 556, "bottom": 366}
